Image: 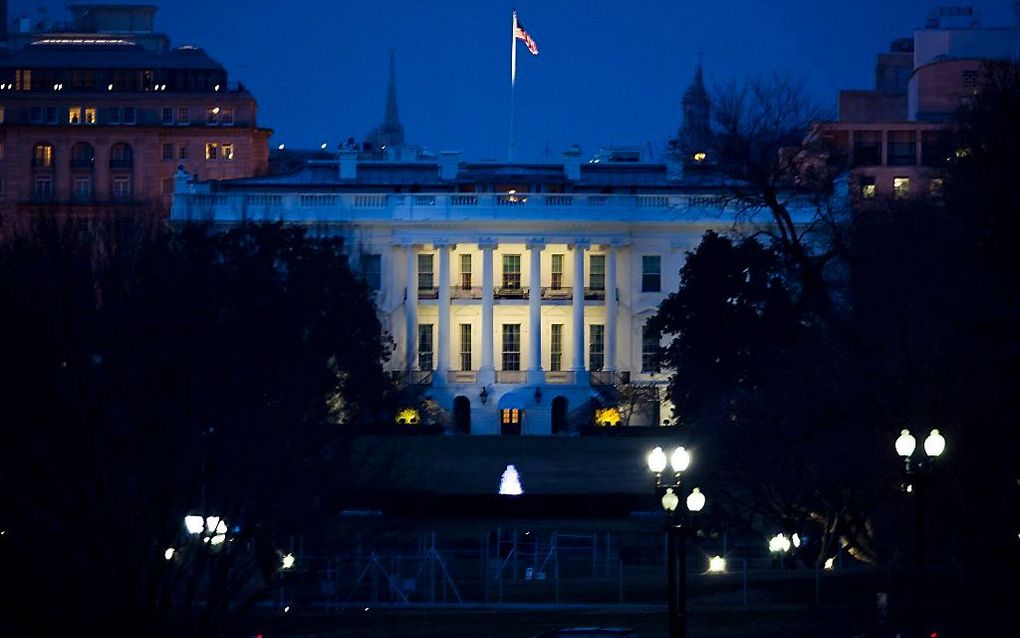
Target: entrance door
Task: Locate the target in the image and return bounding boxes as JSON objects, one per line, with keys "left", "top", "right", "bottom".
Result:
{"left": 453, "top": 396, "right": 471, "bottom": 434}
{"left": 551, "top": 396, "right": 568, "bottom": 434}
{"left": 500, "top": 408, "right": 522, "bottom": 435}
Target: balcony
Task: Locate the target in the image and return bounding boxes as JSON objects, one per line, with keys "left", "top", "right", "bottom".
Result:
{"left": 451, "top": 286, "right": 482, "bottom": 300}
{"left": 541, "top": 287, "right": 572, "bottom": 300}
{"left": 496, "top": 370, "right": 526, "bottom": 384}
{"left": 390, "top": 370, "right": 434, "bottom": 387}
{"left": 590, "top": 370, "right": 631, "bottom": 387}
{"left": 584, "top": 287, "right": 606, "bottom": 300}
{"left": 494, "top": 286, "right": 528, "bottom": 300}
{"left": 417, "top": 287, "right": 438, "bottom": 300}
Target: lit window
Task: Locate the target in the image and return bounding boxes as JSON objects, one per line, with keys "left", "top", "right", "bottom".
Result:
{"left": 502, "top": 254, "right": 521, "bottom": 289}
{"left": 550, "top": 324, "right": 563, "bottom": 372}
{"left": 161, "top": 143, "right": 174, "bottom": 161}
{"left": 460, "top": 323, "right": 472, "bottom": 371}
{"left": 205, "top": 143, "right": 219, "bottom": 160}
{"left": 32, "top": 143, "right": 53, "bottom": 168}
{"left": 84, "top": 107, "right": 96, "bottom": 125}
{"left": 502, "top": 324, "right": 521, "bottom": 371}
{"left": 589, "top": 324, "right": 605, "bottom": 371}
{"left": 860, "top": 175, "right": 876, "bottom": 199}
{"left": 417, "top": 253, "right": 434, "bottom": 290}
{"left": 221, "top": 143, "right": 234, "bottom": 160}
{"left": 177, "top": 107, "right": 189, "bottom": 125}
{"left": 206, "top": 107, "right": 219, "bottom": 125}
{"left": 69, "top": 106, "right": 82, "bottom": 124}
{"left": 550, "top": 253, "right": 564, "bottom": 290}
{"left": 589, "top": 255, "right": 606, "bottom": 291}
{"left": 460, "top": 253, "right": 472, "bottom": 289}
{"left": 501, "top": 409, "right": 521, "bottom": 425}
{"left": 417, "top": 324, "right": 434, "bottom": 371}
{"left": 893, "top": 177, "right": 909, "bottom": 199}
{"left": 642, "top": 255, "right": 661, "bottom": 293}
{"left": 220, "top": 108, "right": 234, "bottom": 126}
{"left": 0, "top": 106, "right": 4, "bottom": 124}
{"left": 362, "top": 254, "right": 381, "bottom": 290}
{"left": 929, "top": 177, "right": 944, "bottom": 197}
{"left": 161, "top": 107, "right": 174, "bottom": 125}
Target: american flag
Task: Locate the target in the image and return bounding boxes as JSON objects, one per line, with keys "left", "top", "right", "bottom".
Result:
{"left": 514, "top": 14, "right": 539, "bottom": 56}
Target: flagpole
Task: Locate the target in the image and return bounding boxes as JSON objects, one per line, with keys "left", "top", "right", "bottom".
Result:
{"left": 509, "top": 9, "right": 517, "bottom": 162}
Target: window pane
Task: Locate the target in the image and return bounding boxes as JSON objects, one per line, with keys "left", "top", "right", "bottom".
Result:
{"left": 887, "top": 131, "right": 916, "bottom": 166}
{"left": 589, "top": 255, "right": 605, "bottom": 290}
{"left": 641, "top": 322, "right": 658, "bottom": 372}
{"left": 551, "top": 253, "right": 563, "bottom": 289}
{"left": 893, "top": 177, "right": 910, "bottom": 199}
{"left": 418, "top": 324, "right": 434, "bottom": 370}
{"left": 852, "top": 130, "right": 882, "bottom": 166}
{"left": 362, "top": 254, "right": 382, "bottom": 290}
{"left": 460, "top": 253, "right": 472, "bottom": 289}
{"left": 417, "top": 254, "right": 434, "bottom": 289}
{"left": 460, "top": 323, "right": 472, "bottom": 371}
{"left": 642, "top": 255, "right": 661, "bottom": 292}
{"left": 502, "top": 324, "right": 521, "bottom": 371}
{"left": 589, "top": 324, "right": 605, "bottom": 371}
{"left": 550, "top": 324, "right": 563, "bottom": 372}
{"left": 502, "top": 254, "right": 521, "bottom": 289}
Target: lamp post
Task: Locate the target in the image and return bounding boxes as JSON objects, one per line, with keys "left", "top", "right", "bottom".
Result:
{"left": 895, "top": 428, "right": 946, "bottom": 638}
{"left": 647, "top": 445, "right": 706, "bottom": 638}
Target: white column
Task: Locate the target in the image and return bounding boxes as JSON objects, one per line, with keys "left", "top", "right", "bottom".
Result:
{"left": 436, "top": 242, "right": 451, "bottom": 379}
{"left": 479, "top": 240, "right": 495, "bottom": 384}
{"left": 405, "top": 244, "right": 418, "bottom": 371}
{"left": 571, "top": 241, "right": 589, "bottom": 378}
{"left": 527, "top": 239, "right": 545, "bottom": 384}
{"left": 605, "top": 243, "right": 618, "bottom": 373}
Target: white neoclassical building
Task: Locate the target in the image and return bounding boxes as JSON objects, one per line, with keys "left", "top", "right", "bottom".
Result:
{"left": 170, "top": 148, "right": 815, "bottom": 435}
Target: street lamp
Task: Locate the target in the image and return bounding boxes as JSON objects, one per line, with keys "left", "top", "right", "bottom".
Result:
{"left": 647, "top": 446, "right": 706, "bottom": 638}
{"left": 895, "top": 428, "right": 946, "bottom": 638}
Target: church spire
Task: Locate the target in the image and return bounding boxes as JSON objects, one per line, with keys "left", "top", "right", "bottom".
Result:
{"left": 671, "top": 60, "right": 713, "bottom": 168}
{"left": 366, "top": 49, "right": 406, "bottom": 151}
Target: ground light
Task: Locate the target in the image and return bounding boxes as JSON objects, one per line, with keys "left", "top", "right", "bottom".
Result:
{"left": 708, "top": 555, "right": 726, "bottom": 573}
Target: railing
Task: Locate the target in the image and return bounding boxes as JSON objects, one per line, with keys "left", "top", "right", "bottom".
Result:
{"left": 584, "top": 287, "right": 606, "bottom": 300}
{"left": 545, "top": 371, "right": 574, "bottom": 384}
{"left": 541, "top": 287, "right": 572, "bottom": 300}
{"left": 496, "top": 370, "right": 526, "bottom": 384}
{"left": 418, "top": 287, "right": 439, "bottom": 300}
{"left": 451, "top": 287, "right": 482, "bottom": 299}
{"left": 494, "top": 286, "right": 528, "bottom": 299}
{"left": 172, "top": 190, "right": 793, "bottom": 225}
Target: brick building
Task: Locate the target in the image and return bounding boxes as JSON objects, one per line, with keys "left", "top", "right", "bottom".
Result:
{"left": 817, "top": 5, "right": 1019, "bottom": 201}
{"left": 0, "top": 3, "right": 270, "bottom": 225}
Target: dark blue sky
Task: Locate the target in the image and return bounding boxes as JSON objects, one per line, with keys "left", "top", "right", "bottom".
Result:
{"left": 16, "top": 1, "right": 1016, "bottom": 159}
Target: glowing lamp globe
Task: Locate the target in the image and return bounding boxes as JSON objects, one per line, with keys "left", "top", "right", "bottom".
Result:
{"left": 282, "top": 553, "right": 296, "bottom": 570}
{"left": 686, "top": 487, "right": 705, "bottom": 512}
{"left": 647, "top": 447, "right": 668, "bottom": 474}
{"left": 205, "top": 516, "right": 221, "bottom": 534}
{"left": 660, "top": 487, "right": 679, "bottom": 512}
{"left": 670, "top": 446, "right": 691, "bottom": 473}
{"left": 924, "top": 429, "right": 946, "bottom": 458}
{"left": 708, "top": 555, "right": 726, "bottom": 573}
{"left": 895, "top": 429, "right": 916, "bottom": 458}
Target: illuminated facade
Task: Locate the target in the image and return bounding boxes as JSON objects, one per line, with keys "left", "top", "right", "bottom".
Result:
{"left": 0, "top": 3, "right": 270, "bottom": 225}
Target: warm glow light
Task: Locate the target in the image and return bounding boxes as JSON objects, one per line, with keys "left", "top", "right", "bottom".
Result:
{"left": 210, "top": 534, "right": 226, "bottom": 545}
{"left": 661, "top": 487, "right": 679, "bottom": 512}
{"left": 205, "top": 516, "right": 220, "bottom": 533}
{"left": 924, "top": 429, "right": 946, "bottom": 457}
{"left": 824, "top": 557, "right": 835, "bottom": 570}
{"left": 212, "top": 107, "right": 220, "bottom": 114}
{"left": 670, "top": 446, "right": 691, "bottom": 473}
{"left": 395, "top": 407, "right": 420, "bottom": 425}
{"left": 282, "top": 553, "right": 295, "bottom": 570}
{"left": 184, "top": 515, "right": 204, "bottom": 535}
{"left": 693, "top": 152, "right": 707, "bottom": 162}
{"left": 686, "top": 487, "right": 705, "bottom": 512}
{"left": 214, "top": 84, "right": 221, "bottom": 91}
{"left": 708, "top": 555, "right": 726, "bottom": 573}
{"left": 595, "top": 407, "right": 621, "bottom": 426}
{"left": 792, "top": 533, "right": 801, "bottom": 548}
{"left": 164, "top": 547, "right": 175, "bottom": 560}
{"left": 321, "top": 143, "right": 328, "bottom": 149}
{"left": 647, "top": 447, "right": 668, "bottom": 473}
{"left": 278, "top": 144, "right": 285, "bottom": 150}
{"left": 769, "top": 533, "right": 792, "bottom": 553}
{"left": 215, "top": 520, "right": 228, "bottom": 535}
{"left": 895, "top": 429, "right": 916, "bottom": 458}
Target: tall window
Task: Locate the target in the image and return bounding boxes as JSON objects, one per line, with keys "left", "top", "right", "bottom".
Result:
{"left": 221, "top": 143, "right": 235, "bottom": 161}
{"left": 161, "top": 107, "right": 174, "bottom": 125}
{"left": 852, "top": 130, "right": 882, "bottom": 166}
{"left": 45, "top": 106, "right": 57, "bottom": 124}
{"left": 72, "top": 175, "right": 92, "bottom": 201}
{"left": 161, "top": 143, "right": 174, "bottom": 161}
{"left": 893, "top": 177, "right": 910, "bottom": 200}
{"left": 502, "top": 324, "right": 521, "bottom": 371}
{"left": 220, "top": 108, "right": 234, "bottom": 126}
{"left": 69, "top": 106, "right": 82, "bottom": 125}
{"left": 550, "top": 324, "right": 563, "bottom": 372}
{"left": 112, "top": 175, "right": 132, "bottom": 200}
{"left": 417, "top": 253, "right": 434, "bottom": 290}
{"left": 418, "top": 324, "right": 434, "bottom": 371}
{"left": 179, "top": 144, "right": 190, "bottom": 160}
{"left": 34, "top": 176, "right": 53, "bottom": 199}
{"left": 642, "top": 256, "right": 661, "bottom": 292}
{"left": 110, "top": 144, "right": 133, "bottom": 169}
{"left": 550, "top": 253, "right": 564, "bottom": 289}
{"left": 460, "top": 254, "right": 472, "bottom": 289}
{"left": 887, "top": 131, "right": 917, "bottom": 166}
{"left": 589, "top": 324, "right": 605, "bottom": 371}
{"left": 32, "top": 143, "right": 53, "bottom": 168}
{"left": 460, "top": 324, "right": 472, "bottom": 371}
{"left": 108, "top": 106, "right": 120, "bottom": 125}
{"left": 362, "top": 254, "right": 382, "bottom": 290}
{"left": 84, "top": 107, "right": 96, "bottom": 125}
{"left": 641, "top": 322, "right": 658, "bottom": 373}
{"left": 206, "top": 107, "right": 220, "bottom": 125}
{"left": 205, "top": 143, "right": 219, "bottom": 160}
{"left": 122, "top": 107, "right": 136, "bottom": 125}
{"left": 589, "top": 255, "right": 606, "bottom": 290}
{"left": 70, "top": 142, "right": 94, "bottom": 169}
{"left": 502, "top": 254, "right": 521, "bottom": 289}
{"left": 177, "top": 107, "right": 190, "bottom": 125}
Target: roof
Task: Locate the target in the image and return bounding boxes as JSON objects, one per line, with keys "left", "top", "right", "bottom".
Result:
{"left": 0, "top": 42, "right": 224, "bottom": 71}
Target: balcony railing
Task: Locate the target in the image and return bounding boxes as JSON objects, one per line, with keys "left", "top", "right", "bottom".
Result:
{"left": 541, "top": 287, "right": 572, "bottom": 300}
{"left": 417, "top": 287, "right": 439, "bottom": 300}
{"left": 584, "top": 287, "right": 606, "bottom": 300}
{"left": 389, "top": 370, "right": 434, "bottom": 387}
{"left": 496, "top": 370, "right": 526, "bottom": 384}
{"left": 448, "top": 370, "right": 477, "bottom": 384}
{"left": 451, "top": 286, "right": 482, "bottom": 299}
{"left": 494, "top": 286, "right": 528, "bottom": 299}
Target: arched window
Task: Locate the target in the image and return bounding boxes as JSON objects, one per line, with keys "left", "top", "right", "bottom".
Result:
{"left": 110, "top": 143, "right": 133, "bottom": 169}
{"left": 70, "top": 142, "right": 95, "bottom": 169}
{"left": 32, "top": 143, "right": 54, "bottom": 168}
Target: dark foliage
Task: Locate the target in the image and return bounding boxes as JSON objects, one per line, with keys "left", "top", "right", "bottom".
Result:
{"left": 0, "top": 218, "right": 392, "bottom": 636}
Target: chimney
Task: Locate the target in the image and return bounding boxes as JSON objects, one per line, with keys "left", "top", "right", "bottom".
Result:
{"left": 439, "top": 151, "right": 460, "bottom": 180}
{"left": 338, "top": 150, "right": 358, "bottom": 180}
{"left": 562, "top": 145, "right": 582, "bottom": 181}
